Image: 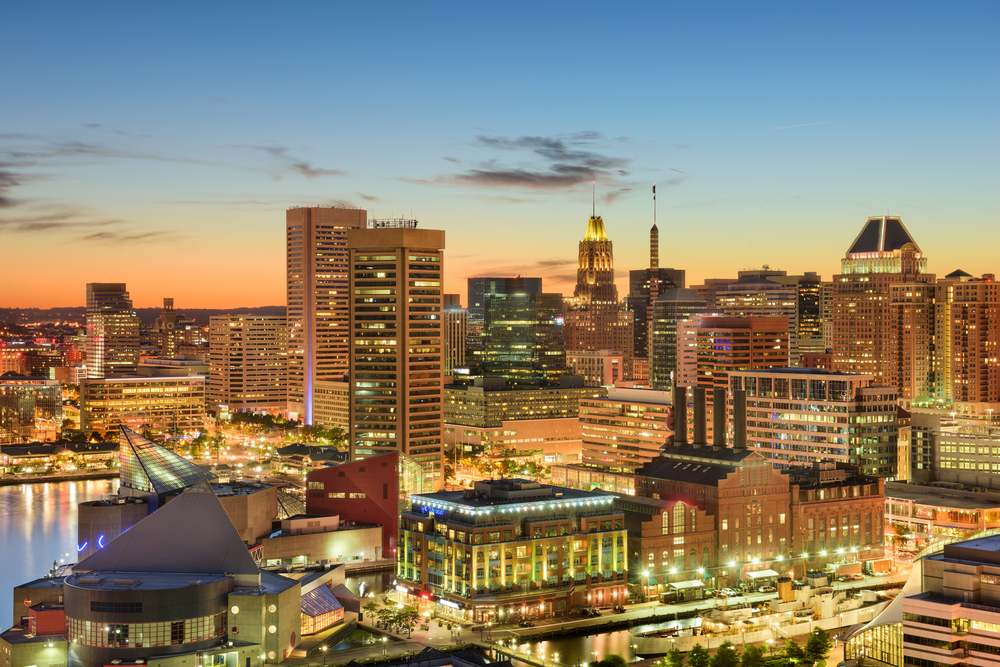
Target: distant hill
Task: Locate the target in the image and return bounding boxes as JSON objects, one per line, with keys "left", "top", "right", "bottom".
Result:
{"left": 0, "top": 306, "right": 287, "bottom": 326}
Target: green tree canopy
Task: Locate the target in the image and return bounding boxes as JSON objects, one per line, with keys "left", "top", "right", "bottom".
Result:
{"left": 784, "top": 640, "right": 806, "bottom": 662}
{"left": 664, "top": 646, "right": 685, "bottom": 667}
{"left": 710, "top": 642, "right": 741, "bottom": 667}
{"left": 687, "top": 644, "right": 711, "bottom": 667}
{"left": 805, "top": 627, "right": 833, "bottom": 662}
{"left": 741, "top": 644, "right": 766, "bottom": 667}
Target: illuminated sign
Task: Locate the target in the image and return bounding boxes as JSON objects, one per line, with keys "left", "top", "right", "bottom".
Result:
{"left": 439, "top": 599, "right": 460, "bottom": 610}
{"left": 420, "top": 505, "right": 445, "bottom": 517}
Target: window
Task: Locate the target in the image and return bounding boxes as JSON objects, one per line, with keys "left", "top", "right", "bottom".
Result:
{"left": 328, "top": 492, "right": 345, "bottom": 498}
{"left": 673, "top": 503, "right": 685, "bottom": 534}
{"left": 779, "top": 513, "right": 786, "bottom": 525}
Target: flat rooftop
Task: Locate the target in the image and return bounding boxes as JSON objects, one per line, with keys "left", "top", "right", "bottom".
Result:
{"left": 0, "top": 627, "right": 66, "bottom": 644}
{"left": 414, "top": 484, "right": 614, "bottom": 509}
{"left": 64, "top": 571, "right": 230, "bottom": 592}
{"left": 885, "top": 486, "right": 1000, "bottom": 510}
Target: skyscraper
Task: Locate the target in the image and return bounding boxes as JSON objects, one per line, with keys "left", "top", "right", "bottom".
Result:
{"left": 85, "top": 283, "right": 140, "bottom": 377}
{"left": 208, "top": 314, "right": 288, "bottom": 414}
{"left": 649, "top": 288, "right": 707, "bottom": 390}
{"left": 466, "top": 277, "right": 542, "bottom": 360}
{"left": 563, "top": 213, "right": 634, "bottom": 373}
{"left": 933, "top": 271, "right": 1000, "bottom": 406}
{"left": 347, "top": 219, "right": 445, "bottom": 487}
{"left": 832, "top": 216, "right": 934, "bottom": 383}
{"left": 715, "top": 275, "right": 800, "bottom": 365}
{"left": 482, "top": 291, "right": 568, "bottom": 384}
{"left": 442, "top": 294, "right": 468, "bottom": 375}
{"left": 627, "top": 221, "right": 685, "bottom": 361}
{"left": 286, "top": 206, "right": 367, "bottom": 423}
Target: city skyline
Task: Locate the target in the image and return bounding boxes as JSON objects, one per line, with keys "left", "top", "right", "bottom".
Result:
{"left": 1, "top": 2, "right": 997, "bottom": 308}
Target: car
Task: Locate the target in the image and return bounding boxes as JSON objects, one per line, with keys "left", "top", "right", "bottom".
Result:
{"left": 850, "top": 574, "right": 865, "bottom": 581}
{"left": 722, "top": 588, "right": 739, "bottom": 597}
{"left": 613, "top": 605, "right": 626, "bottom": 613}
{"left": 518, "top": 621, "right": 534, "bottom": 627}
{"left": 760, "top": 586, "right": 777, "bottom": 593}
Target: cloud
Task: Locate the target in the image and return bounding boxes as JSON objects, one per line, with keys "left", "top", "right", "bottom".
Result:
{"left": 674, "top": 144, "right": 692, "bottom": 149}
{"left": 81, "top": 123, "right": 153, "bottom": 138}
{"left": 244, "top": 145, "right": 346, "bottom": 179}
{"left": 442, "top": 156, "right": 460, "bottom": 163}
{"left": 536, "top": 259, "right": 575, "bottom": 268}
{"left": 0, "top": 167, "right": 25, "bottom": 208}
{"left": 670, "top": 168, "right": 685, "bottom": 174}
{"left": 0, "top": 207, "right": 181, "bottom": 244}
{"left": 604, "top": 188, "right": 632, "bottom": 204}
{"left": 434, "top": 132, "right": 632, "bottom": 192}
{"left": 355, "top": 192, "right": 380, "bottom": 202}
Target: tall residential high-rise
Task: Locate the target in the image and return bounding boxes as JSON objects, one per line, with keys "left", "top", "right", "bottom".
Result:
{"left": 347, "top": 220, "right": 445, "bottom": 487}
{"left": 442, "top": 294, "right": 468, "bottom": 375}
{"left": 85, "top": 283, "right": 140, "bottom": 377}
{"left": 832, "top": 216, "right": 934, "bottom": 384}
{"left": 286, "top": 206, "right": 367, "bottom": 423}
{"left": 482, "top": 292, "right": 568, "bottom": 384}
{"left": 626, "top": 221, "right": 685, "bottom": 361}
{"left": 208, "top": 315, "right": 287, "bottom": 414}
{"left": 466, "top": 277, "right": 542, "bottom": 359}
{"left": 729, "top": 368, "right": 899, "bottom": 476}
{"left": 649, "top": 288, "right": 708, "bottom": 390}
{"left": 888, "top": 282, "right": 936, "bottom": 401}
{"left": 933, "top": 271, "right": 1000, "bottom": 407}
{"left": 564, "top": 213, "right": 634, "bottom": 374}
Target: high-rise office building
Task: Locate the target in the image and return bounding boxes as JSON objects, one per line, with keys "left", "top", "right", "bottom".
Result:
{"left": 716, "top": 276, "right": 801, "bottom": 366}
{"left": 580, "top": 387, "right": 673, "bottom": 473}
{"left": 466, "top": 277, "right": 542, "bottom": 359}
{"left": 442, "top": 294, "right": 468, "bottom": 375}
{"left": 933, "top": 272, "right": 999, "bottom": 407}
{"left": 208, "top": 315, "right": 287, "bottom": 414}
{"left": 483, "top": 292, "right": 568, "bottom": 384}
{"left": 286, "top": 206, "right": 367, "bottom": 423}
{"left": 627, "top": 221, "right": 685, "bottom": 361}
{"left": 729, "top": 367, "right": 899, "bottom": 476}
{"left": 649, "top": 288, "right": 708, "bottom": 390}
{"left": 833, "top": 216, "right": 934, "bottom": 384}
{"left": 86, "top": 283, "right": 140, "bottom": 378}
{"left": 564, "top": 214, "right": 634, "bottom": 374}
{"left": 347, "top": 220, "right": 445, "bottom": 487}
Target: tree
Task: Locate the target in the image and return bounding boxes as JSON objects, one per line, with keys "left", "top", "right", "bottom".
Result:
{"left": 784, "top": 640, "right": 806, "bottom": 663}
{"left": 598, "top": 656, "right": 628, "bottom": 667}
{"left": 741, "top": 645, "right": 766, "bottom": 667}
{"left": 710, "top": 642, "right": 740, "bottom": 667}
{"left": 891, "top": 522, "right": 912, "bottom": 568}
{"left": 805, "top": 628, "right": 832, "bottom": 663}
{"left": 664, "top": 647, "right": 685, "bottom": 667}
{"left": 60, "top": 418, "right": 75, "bottom": 431}
{"left": 687, "top": 644, "right": 711, "bottom": 667}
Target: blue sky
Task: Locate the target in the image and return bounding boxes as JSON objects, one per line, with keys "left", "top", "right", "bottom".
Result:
{"left": 2, "top": 1, "right": 997, "bottom": 307}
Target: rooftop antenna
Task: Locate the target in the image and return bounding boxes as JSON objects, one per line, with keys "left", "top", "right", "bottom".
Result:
{"left": 653, "top": 182, "right": 657, "bottom": 227}
{"left": 592, "top": 181, "right": 596, "bottom": 218}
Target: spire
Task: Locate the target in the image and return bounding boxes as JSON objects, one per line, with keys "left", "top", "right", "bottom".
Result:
{"left": 651, "top": 183, "right": 659, "bottom": 269}
{"left": 592, "top": 181, "right": 596, "bottom": 219}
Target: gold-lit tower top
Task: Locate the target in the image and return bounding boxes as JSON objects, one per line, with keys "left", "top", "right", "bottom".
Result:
{"left": 584, "top": 215, "right": 608, "bottom": 241}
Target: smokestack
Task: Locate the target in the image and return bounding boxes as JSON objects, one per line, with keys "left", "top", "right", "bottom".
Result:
{"left": 673, "top": 385, "right": 687, "bottom": 446}
{"left": 714, "top": 387, "right": 727, "bottom": 448}
{"left": 733, "top": 389, "right": 747, "bottom": 450}
{"left": 692, "top": 386, "right": 706, "bottom": 447}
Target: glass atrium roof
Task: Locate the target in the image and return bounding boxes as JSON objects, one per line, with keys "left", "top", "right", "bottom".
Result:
{"left": 119, "top": 426, "right": 215, "bottom": 494}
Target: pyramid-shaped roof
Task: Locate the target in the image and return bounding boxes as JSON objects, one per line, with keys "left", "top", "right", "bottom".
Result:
{"left": 119, "top": 426, "right": 215, "bottom": 495}
{"left": 74, "top": 480, "right": 260, "bottom": 576}
{"left": 584, "top": 216, "right": 608, "bottom": 241}
{"left": 946, "top": 269, "right": 972, "bottom": 279}
{"left": 847, "top": 216, "right": 921, "bottom": 254}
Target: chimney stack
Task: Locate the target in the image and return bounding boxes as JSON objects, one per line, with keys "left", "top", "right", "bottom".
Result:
{"left": 733, "top": 389, "right": 748, "bottom": 450}
{"left": 673, "top": 385, "right": 687, "bottom": 446}
{"left": 692, "top": 386, "right": 706, "bottom": 447}
{"left": 713, "top": 387, "right": 727, "bottom": 448}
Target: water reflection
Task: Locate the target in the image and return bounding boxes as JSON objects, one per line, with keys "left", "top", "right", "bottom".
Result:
{"left": 0, "top": 480, "right": 119, "bottom": 627}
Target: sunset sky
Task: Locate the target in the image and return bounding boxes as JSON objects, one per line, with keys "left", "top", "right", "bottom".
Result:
{"left": 2, "top": 1, "right": 997, "bottom": 309}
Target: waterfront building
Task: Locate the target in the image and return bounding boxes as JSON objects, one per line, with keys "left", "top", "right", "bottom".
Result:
{"left": 397, "top": 479, "right": 628, "bottom": 622}
{"left": 649, "top": 288, "right": 708, "bottom": 390}
{"left": 286, "top": 206, "right": 367, "bottom": 424}
{"left": 0, "top": 440, "right": 117, "bottom": 475}
{"left": 884, "top": 482, "right": 1000, "bottom": 548}
{"left": 208, "top": 314, "right": 287, "bottom": 415}
{"left": 80, "top": 373, "right": 206, "bottom": 438}
{"left": 0, "top": 376, "right": 62, "bottom": 444}
{"left": 563, "top": 214, "right": 634, "bottom": 377}
{"left": 844, "top": 534, "right": 1000, "bottom": 667}
{"left": 483, "top": 292, "right": 568, "bottom": 384}
{"left": 566, "top": 349, "right": 623, "bottom": 387}
{"left": 832, "top": 216, "right": 935, "bottom": 387}
{"left": 467, "top": 277, "right": 542, "bottom": 361}
{"left": 729, "top": 367, "right": 899, "bottom": 476}
{"left": 86, "top": 283, "right": 140, "bottom": 377}
{"left": 347, "top": 221, "right": 445, "bottom": 488}
{"left": 442, "top": 294, "right": 468, "bottom": 375}
{"left": 580, "top": 387, "right": 672, "bottom": 474}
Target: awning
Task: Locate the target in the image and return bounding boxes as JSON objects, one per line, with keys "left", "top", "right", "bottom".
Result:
{"left": 645, "top": 576, "right": 658, "bottom": 586}
{"left": 669, "top": 580, "right": 705, "bottom": 590}
{"left": 746, "top": 569, "right": 780, "bottom": 579}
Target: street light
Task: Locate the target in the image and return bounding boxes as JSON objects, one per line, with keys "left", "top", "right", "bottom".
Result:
{"left": 321, "top": 646, "right": 328, "bottom": 666}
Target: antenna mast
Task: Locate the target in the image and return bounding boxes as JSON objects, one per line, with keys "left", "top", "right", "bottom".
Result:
{"left": 592, "top": 181, "right": 595, "bottom": 218}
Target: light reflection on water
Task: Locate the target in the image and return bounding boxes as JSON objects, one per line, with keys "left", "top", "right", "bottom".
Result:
{"left": 0, "top": 479, "right": 119, "bottom": 627}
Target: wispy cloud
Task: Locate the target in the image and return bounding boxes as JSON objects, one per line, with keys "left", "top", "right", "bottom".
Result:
{"left": 774, "top": 121, "right": 828, "bottom": 130}
{"left": 434, "top": 132, "right": 632, "bottom": 191}
{"left": 0, "top": 207, "right": 183, "bottom": 244}
{"left": 242, "top": 145, "right": 346, "bottom": 179}
{"left": 81, "top": 123, "right": 153, "bottom": 138}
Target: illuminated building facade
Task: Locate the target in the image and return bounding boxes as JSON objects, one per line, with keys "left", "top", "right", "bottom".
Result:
{"left": 347, "top": 222, "right": 445, "bottom": 488}
{"left": 86, "top": 283, "right": 140, "bottom": 378}
{"left": 483, "top": 292, "right": 568, "bottom": 384}
{"left": 716, "top": 276, "right": 800, "bottom": 366}
{"left": 208, "top": 315, "right": 287, "bottom": 414}
{"left": 933, "top": 272, "right": 1000, "bottom": 407}
{"left": 564, "top": 215, "right": 634, "bottom": 377}
{"left": 833, "top": 216, "right": 935, "bottom": 385}
{"left": 397, "top": 479, "right": 628, "bottom": 622}
{"left": 0, "top": 376, "right": 62, "bottom": 444}
{"left": 566, "top": 349, "right": 623, "bottom": 387}
{"left": 728, "top": 367, "right": 899, "bottom": 476}
{"left": 286, "top": 206, "right": 367, "bottom": 424}
{"left": 466, "top": 277, "right": 542, "bottom": 361}
{"left": 580, "top": 387, "right": 672, "bottom": 474}
{"left": 442, "top": 294, "right": 467, "bottom": 375}
{"left": 650, "top": 288, "right": 708, "bottom": 390}
{"left": 313, "top": 379, "right": 350, "bottom": 429}
{"left": 80, "top": 374, "right": 206, "bottom": 437}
